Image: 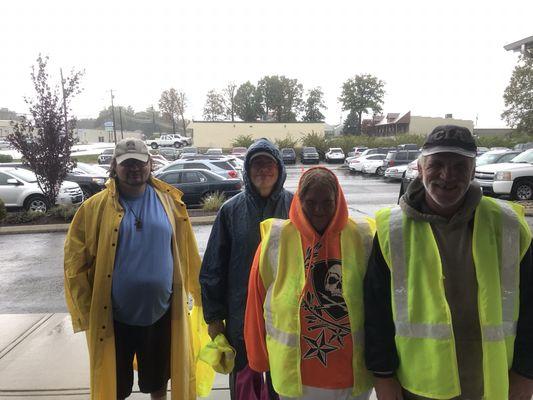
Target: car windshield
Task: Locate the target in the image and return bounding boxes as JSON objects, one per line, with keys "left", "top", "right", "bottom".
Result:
{"left": 331, "top": 149, "right": 342, "bottom": 153}
{"left": 510, "top": 151, "right": 533, "bottom": 164}
{"left": 182, "top": 147, "right": 197, "bottom": 154}
{"left": 282, "top": 149, "right": 293, "bottom": 154}
{"left": 304, "top": 147, "right": 316, "bottom": 153}
{"left": 8, "top": 169, "right": 38, "bottom": 183}
{"left": 102, "top": 149, "right": 114, "bottom": 154}
{"left": 476, "top": 153, "right": 503, "bottom": 166}
{"left": 75, "top": 163, "right": 108, "bottom": 175}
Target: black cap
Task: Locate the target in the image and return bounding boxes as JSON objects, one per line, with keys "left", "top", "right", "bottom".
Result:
{"left": 421, "top": 125, "right": 477, "bottom": 158}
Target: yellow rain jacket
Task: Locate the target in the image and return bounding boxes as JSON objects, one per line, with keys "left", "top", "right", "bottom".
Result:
{"left": 64, "top": 177, "right": 202, "bottom": 400}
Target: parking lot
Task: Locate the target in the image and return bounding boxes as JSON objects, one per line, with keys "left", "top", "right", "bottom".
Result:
{"left": 0, "top": 166, "right": 401, "bottom": 313}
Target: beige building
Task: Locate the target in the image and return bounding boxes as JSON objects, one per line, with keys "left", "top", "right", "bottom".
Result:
{"left": 74, "top": 128, "right": 142, "bottom": 144}
{"left": 0, "top": 120, "right": 15, "bottom": 138}
{"left": 364, "top": 112, "right": 474, "bottom": 136}
{"left": 189, "top": 121, "right": 325, "bottom": 148}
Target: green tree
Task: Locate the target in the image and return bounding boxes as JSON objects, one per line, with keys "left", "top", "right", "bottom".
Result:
{"left": 203, "top": 89, "right": 226, "bottom": 121}
{"left": 339, "top": 74, "right": 385, "bottom": 135}
{"left": 502, "top": 55, "right": 533, "bottom": 134}
{"left": 234, "top": 82, "right": 262, "bottom": 122}
{"left": 257, "top": 75, "right": 303, "bottom": 122}
{"left": 303, "top": 87, "right": 326, "bottom": 122}
{"left": 8, "top": 55, "right": 83, "bottom": 207}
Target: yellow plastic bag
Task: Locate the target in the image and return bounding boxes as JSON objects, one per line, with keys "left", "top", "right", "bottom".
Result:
{"left": 191, "top": 306, "right": 216, "bottom": 397}
{"left": 199, "top": 333, "right": 236, "bottom": 374}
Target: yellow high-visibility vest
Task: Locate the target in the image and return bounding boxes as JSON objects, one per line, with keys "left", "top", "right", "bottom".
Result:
{"left": 258, "top": 217, "right": 375, "bottom": 397}
{"left": 375, "top": 197, "right": 531, "bottom": 400}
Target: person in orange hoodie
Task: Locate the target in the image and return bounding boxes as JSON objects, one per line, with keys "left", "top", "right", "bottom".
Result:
{"left": 245, "top": 167, "right": 375, "bottom": 400}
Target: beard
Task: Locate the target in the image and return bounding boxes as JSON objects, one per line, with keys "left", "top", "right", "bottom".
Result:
{"left": 422, "top": 178, "right": 471, "bottom": 208}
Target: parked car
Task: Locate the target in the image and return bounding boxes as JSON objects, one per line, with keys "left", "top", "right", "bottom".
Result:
{"left": 359, "top": 147, "right": 394, "bottom": 157}
{"left": 281, "top": 148, "right": 296, "bottom": 165}
{"left": 384, "top": 164, "right": 409, "bottom": 181}
{"left": 381, "top": 150, "right": 421, "bottom": 176}
{"left": 179, "top": 146, "right": 199, "bottom": 158}
{"left": 396, "top": 143, "right": 419, "bottom": 150}
{"left": 231, "top": 147, "right": 247, "bottom": 160}
{"left": 476, "top": 150, "right": 521, "bottom": 167}
{"left": 0, "top": 167, "right": 83, "bottom": 212}
{"left": 477, "top": 146, "right": 490, "bottom": 156}
{"left": 205, "top": 148, "right": 223, "bottom": 156}
{"left": 145, "top": 134, "right": 188, "bottom": 149}
{"left": 350, "top": 147, "right": 368, "bottom": 157}
{"left": 325, "top": 148, "right": 345, "bottom": 163}
{"left": 97, "top": 148, "right": 114, "bottom": 164}
{"left": 362, "top": 156, "right": 391, "bottom": 175}
{"left": 0, "top": 161, "right": 108, "bottom": 199}
{"left": 154, "top": 158, "right": 240, "bottom": 180}
{"left": 514, "top": 142, "right": 533, "bottom": 152}
{"left": 349, "top": 154, "right": 386, "bottom": 173}
{"left": 157, "top": 147, "right": 180, "bottom": 161}
{"left": 398, "top": 160, "right": 420, "bottom": 202}
{"left": 301, "top": 147, "right": 320, "bottom": 164}
{"left": 156, "top": 169, "right": 242, "bottom": 207}
{"left": 475, "top": 149, "right": 533, "bottom": 199}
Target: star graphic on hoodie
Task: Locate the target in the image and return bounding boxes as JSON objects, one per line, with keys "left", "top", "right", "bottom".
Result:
{"left": 302, "top": 330, "right": 337, "bottom": 366}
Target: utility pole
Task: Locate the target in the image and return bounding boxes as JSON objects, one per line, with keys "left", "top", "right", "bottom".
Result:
{"left": 152, "top": 105, "right": 156, "bottom": 136}
{"left": 110, "top": 90, "right": 117, "bottom": 144}
{"left": 119, "top": 106, "right": 124, "bottom": 139}
{"left": 60, "top": 69, "right": 68, "bottom": 136}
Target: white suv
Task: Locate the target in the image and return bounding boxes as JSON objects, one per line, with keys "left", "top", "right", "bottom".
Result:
{"left": 325, "top": 148, "right": 345, "bottom": 163}
{"left": 475, "top": 149, "right": 533, "bottom": 200}
{"left": 0, "top": 167, "right": 83, "bottom": 212}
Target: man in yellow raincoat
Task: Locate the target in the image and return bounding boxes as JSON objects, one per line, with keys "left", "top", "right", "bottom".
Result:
{"left": 64, "top": 138, "right": 202, "bottom": 400}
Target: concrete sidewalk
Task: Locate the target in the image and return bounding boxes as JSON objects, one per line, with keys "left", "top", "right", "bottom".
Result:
{"left": 0, "top": 313, "right": 230, "bottom": 399}
{"left": 0, "top": 314, "right": 378, "bottom": 399}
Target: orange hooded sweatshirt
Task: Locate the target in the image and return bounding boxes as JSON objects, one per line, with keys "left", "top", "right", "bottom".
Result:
{"left": 245, "top": 167, "right": 354, "bottom": 390}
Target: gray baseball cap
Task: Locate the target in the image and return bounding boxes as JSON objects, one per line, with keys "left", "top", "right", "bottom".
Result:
{"left": 114, "top": 138, "right": 150, "bottom": 164}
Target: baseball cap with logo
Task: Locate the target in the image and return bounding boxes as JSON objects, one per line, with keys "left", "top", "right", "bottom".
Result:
{"left": 421, "top": 125, "right": 477, "bottom": 158}
{"left": 113, "top": 138, "right": 150, "bottom": 164}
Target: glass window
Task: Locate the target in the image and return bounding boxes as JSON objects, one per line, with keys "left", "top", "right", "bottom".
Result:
{"left": 184, "top": 163, "right": 208, "bottom": 170}
{"left": 161, "top": 172, "right": 180, "bottom": 184}
{"left": 9, "top": 169, "right": 37, "bottom": 182}
{"left": 0, "top": 172, "right": 11, "bottom": 185}
{"left": 408, "top": 151, "right": 421, "bottom": 161}
{"left": 395, "top": 152, "right": 408, "bottom": 161}
{"left": 182, "top": 171, "right": 201, "bottom": 183}
{"left": 165, "top": 164, "right": 184, "bottom": 172}
{"left": 499, "top": 153, "right": 518, "bottom": 163}
{"left": 212, "top": 161, "right": 233, "bottom": 171}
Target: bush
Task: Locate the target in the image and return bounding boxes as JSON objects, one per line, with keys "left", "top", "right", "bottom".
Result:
{"left": 0, "top": 154, "right": 13, "bottom": 163}
{"left": 201, "top": 192, "right": 226, "bottom": 212}
{"left": 231, "top": 134, "right": 254, "bottom": 148}
{"left": 0, "top": 199, "right": 6, "bottom": 222}
{"left": 300, "top": 131, "right": 329, "bottom": 156}
{"left": 47, "top": 205, "right": 79, "bottom": 221}
{"left": 2, "top": 210, "right": 44, "bottom": 225}
{"left": 274, "top": 135, "right": 298, "bottom": 149}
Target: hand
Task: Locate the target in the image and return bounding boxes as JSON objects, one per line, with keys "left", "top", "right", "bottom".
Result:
{"left": 509, "top": 370, "right": 533, "bottom": 400}
{"left": 374, "top": 377, "right": 404, "bottom": 400}
{"left": 207, "top": 320, "right": 225, "bottom": 340}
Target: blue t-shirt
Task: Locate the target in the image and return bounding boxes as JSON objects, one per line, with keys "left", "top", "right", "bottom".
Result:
{"left": 112, "top": 184, "right": 173, "bottom": 326}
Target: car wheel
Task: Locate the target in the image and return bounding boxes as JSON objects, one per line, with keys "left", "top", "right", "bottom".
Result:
{"left": 376, "top": 167, "right": 385, "bottom": 176}
{"left": 512, "top": 180, "right": 533, "bottom": 201}
{"left": 173, "top": 142, "right": 181, "bottom": 148}
{"left": 24, "top": 195, "right": 49, "bottom": 213}
{"left": 151, "top": 143, "right": 158, "bottom": 149}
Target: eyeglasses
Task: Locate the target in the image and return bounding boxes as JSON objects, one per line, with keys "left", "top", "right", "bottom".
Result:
{"left": 119, "top": 159, "right": 149, "bottom": 168}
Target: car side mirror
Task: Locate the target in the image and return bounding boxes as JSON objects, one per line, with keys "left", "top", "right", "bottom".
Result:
{"left": 6, "top": 178, "right": 21, "bottom": 185}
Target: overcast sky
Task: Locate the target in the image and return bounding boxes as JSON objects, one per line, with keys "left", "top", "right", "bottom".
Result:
{"left": 1, "top": 0, "right": 531, "bottom": 128}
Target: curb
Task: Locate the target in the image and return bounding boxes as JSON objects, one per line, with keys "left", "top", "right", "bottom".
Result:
{"left": 0, "top": 215, "right": 216, "bottom": 235}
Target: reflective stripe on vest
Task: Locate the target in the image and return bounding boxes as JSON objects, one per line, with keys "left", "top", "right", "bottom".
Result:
{"left": 377, "top": 197, "right": 531, "bottom": 400}
{"left": 260, "top": 217, "right": 374, "bottom": 397}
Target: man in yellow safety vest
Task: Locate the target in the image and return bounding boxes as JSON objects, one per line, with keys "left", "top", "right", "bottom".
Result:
{"left": 364, "top": 125, "right": 533, "bottom": 400}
